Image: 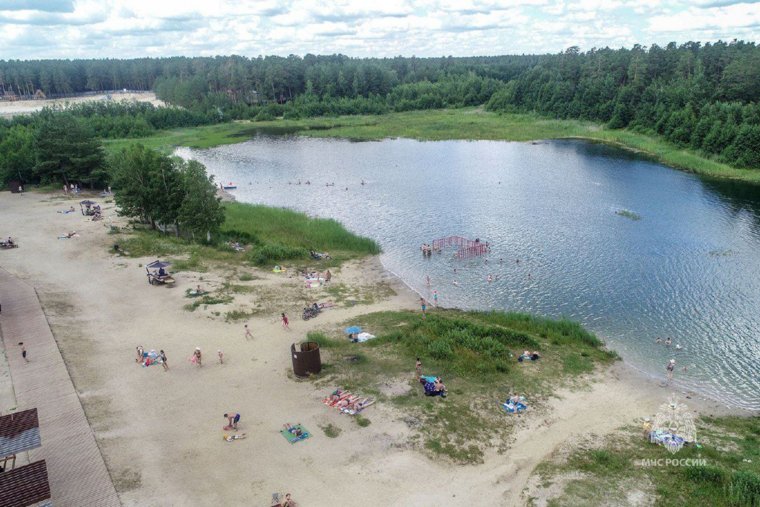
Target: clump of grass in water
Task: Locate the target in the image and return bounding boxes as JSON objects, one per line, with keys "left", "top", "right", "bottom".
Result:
{"left": 615, "top": 209, "right": 641, "bottom": 221}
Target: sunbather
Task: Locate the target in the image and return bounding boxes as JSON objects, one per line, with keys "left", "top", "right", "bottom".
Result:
{"left": 283, "top": 423, "right": 303, "bottom": 436}
{"left": 58, "top": 231, "right": 77, "bottom": 239}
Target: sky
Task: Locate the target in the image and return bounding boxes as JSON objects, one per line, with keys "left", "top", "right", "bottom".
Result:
{"left": 0, "top": 0, "right": 759, "bottom": 60}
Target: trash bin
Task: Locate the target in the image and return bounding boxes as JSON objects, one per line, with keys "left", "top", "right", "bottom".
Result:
{"left": 291, "top": 341, "right": 321, "bottom": 377}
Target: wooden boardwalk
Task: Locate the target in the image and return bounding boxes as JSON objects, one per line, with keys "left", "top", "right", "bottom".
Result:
{"left": 0, "top": 268, "right": 120, "bottom": 507}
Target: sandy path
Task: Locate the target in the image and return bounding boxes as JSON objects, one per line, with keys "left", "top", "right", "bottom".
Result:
{"left": 0, "top": 192, "right": 742, "bottom": 506}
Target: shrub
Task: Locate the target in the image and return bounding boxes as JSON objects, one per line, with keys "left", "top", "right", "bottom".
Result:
{"left": 727, "top": 470, "right": 760, "bottom": 507}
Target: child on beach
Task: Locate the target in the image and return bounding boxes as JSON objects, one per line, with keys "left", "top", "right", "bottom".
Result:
{"left": 160, "top": 349, "right": 168, "bottom": 371}
{"left": 244, "top": 324, "right": 253, "bottom": 340}
{"left": 136, "top": 345, "right": 144, "bottom": 363}
{"left": 192, "top": 347, "right": 202, "bottom": 367}
{"left": 281, "top": 312, "right": 290, "bottom": 330}
{"left": 218, "top": 349, "right": 224, "bottom": 364}
{"left": 19, "top": 342, "right": 28, "bottom": 362}
{"left": 433, "top": 290, "right": 438, "bottom": 307}
{"left": 420, "top": 297, "right": 427, "bottom": 319}
{"left": 415, "top": 357, "right": 422, "bottom": 378}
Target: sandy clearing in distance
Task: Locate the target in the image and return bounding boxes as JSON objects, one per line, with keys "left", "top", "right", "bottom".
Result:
{"left": 0, "top": 191, "right": 743, "bottom": 506}
{"left": 0, "top": 92, "right": 163, "bottom": 118}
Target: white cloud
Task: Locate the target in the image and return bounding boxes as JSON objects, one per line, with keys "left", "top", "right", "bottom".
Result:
{"left": 0, "top": 0, "right": 757, "bottom": 59}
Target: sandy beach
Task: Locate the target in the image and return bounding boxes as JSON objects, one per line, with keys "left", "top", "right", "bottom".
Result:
{"left": 0, "top": 191, "right": 747, "bottom": 506}
{"left": 0, "top": 92, "right": 163, "bottom": 119}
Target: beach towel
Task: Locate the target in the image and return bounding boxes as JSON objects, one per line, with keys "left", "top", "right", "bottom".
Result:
{"left": 280, "top": 425, "right": 311, "bottom": 444}
{"left": 356, "top": 332, "right": 376, "bottom": 343}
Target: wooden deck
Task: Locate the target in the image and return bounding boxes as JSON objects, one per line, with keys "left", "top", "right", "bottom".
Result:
{"left": 0, "top": 268, "right": 120, "bottom": 507}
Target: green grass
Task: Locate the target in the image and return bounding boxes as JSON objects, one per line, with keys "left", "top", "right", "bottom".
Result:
{"left": 532, "top": 416, "right": 760, "bottom": 506}
{"left": 110, "top": 200, "right": 379, "bottom": 266}
{"left": 221, "top": 202, "right": 380, "bottom": 264}
{"left": 615, "top": 209, "right": 642, "bottom": 221}
{"left": 320, "top": 423, "right": 342, "bottom": 438}
{"left": 307, "top": 309, "right": 616, "bottom": 464}
{"left": 105, "top": 108, "right": 760, "bottom": 184}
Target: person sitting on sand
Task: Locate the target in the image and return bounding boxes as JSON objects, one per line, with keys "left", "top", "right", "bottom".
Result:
{"left": 530, "top": 351, "right": 541, "bottom": 361}
{"left": 193, "top": 347, "right": 202, "bottom": 367}
{"left": 282, "top": 493, "right": 296, "bottom": 507}
{"left": 434, "top": 377, "right": 447, "bottom": 393}
{"left": 158, "top": 266, "right": 167, "bottom": 277}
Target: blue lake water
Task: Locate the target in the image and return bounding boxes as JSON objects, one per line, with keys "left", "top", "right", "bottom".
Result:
{"left": 176, "top": 136, "right": 760, "bottom": 410}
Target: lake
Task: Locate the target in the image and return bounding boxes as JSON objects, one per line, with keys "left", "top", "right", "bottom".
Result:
{"left": 176, "top": 136, "right": 760, "bottom": 411}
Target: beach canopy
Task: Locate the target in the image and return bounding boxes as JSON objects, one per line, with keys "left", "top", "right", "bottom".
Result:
{"left": 79, "top": 200, "right": 96, "bottom": 205}
{"left": 147, "top": 260, "right": 171, "bottom": 269}
{"left": 344, "top": 326, "right": 362, "bottom": 335}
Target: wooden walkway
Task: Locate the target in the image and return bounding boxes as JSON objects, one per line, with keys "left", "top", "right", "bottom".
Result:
{"left": 0, "top": 268, "right": 120, "bottom": 507}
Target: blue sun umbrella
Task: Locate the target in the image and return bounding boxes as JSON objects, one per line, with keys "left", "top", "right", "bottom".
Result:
{"left": 344, "top": 326, "right": 362, "bottom": 335}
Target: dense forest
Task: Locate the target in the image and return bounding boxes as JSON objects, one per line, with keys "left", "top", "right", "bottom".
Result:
{"left": 1, "top": 40, "right": 760, "bottom": 188}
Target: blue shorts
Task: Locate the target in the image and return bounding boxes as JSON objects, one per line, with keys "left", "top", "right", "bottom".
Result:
{"left": 233, "top": 414, "right": 240, "bottom": 423}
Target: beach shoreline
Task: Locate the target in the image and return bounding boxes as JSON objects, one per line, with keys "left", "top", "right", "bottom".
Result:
{"left": 0, "top": 190, "right": 753, "bottom": 506}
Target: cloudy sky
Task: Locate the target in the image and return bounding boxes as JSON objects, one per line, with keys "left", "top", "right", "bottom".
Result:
{"left": 1, "top": 0, "right": 759, "bottom": 60}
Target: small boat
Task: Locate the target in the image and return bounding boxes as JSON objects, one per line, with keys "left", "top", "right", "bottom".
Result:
{"left": 222, "top": 182, "right": 237, "bottom": 190}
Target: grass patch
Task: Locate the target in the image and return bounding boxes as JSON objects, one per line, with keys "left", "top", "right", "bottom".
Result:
{"left": 108, "top": 198, "right": 378, "bottom": 267}
{"left": 306, "top": 309, "right": 616, "bottom": 464}
{"left": 238, "top": 272, "right": 255, "bottom": 281}
{"left": 354, "top": 415, "right": 371, "bottom": 427}
{"left": 222, "top": 202, "right": 380, "bottom": 265}
{"left": 615, "top": 209, "right": 642, "bottom": 221}
{"left": 531, "top": 416, "right": 760, "bottom": 506}
{"left": 320, "top": 423, "right": 342, "bottom": 438}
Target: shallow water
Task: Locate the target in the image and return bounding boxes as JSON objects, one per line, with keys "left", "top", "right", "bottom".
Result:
{"left": 177, "top": 136, "right": 760, "bottom": 410}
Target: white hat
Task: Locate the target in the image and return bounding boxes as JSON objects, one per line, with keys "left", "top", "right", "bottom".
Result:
{"left": 195, "top": 347, "right": 201, "bottom": 351}
{"left": 669, "top": 359, "right": 676, "bottom": 363}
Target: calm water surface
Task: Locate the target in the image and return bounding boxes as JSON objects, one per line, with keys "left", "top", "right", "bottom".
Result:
{"left": 177, "top": 137, "right": 760, "bottom": 410}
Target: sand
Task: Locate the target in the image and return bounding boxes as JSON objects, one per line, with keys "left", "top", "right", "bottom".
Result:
{"left": 0, "top": 191, "right": 747, "bottom": 506}
{"left": 0, "top": 92, "right": 163, "bottom": 119}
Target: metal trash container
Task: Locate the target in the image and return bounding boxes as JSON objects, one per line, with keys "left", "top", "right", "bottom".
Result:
{"left": 291, "top": 341, "right": 321, "bottom": 377}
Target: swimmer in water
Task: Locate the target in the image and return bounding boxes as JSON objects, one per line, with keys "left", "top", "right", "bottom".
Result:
{"left": 453, "top": 280, "right": 459, "bottom": 286}
{"left": 665, "top": 338, "right": 672, "bottom": 347}
{"left": 675, "top": 344, "right": 682, "bottom": 350}
{"left": 487, "top": 274, "right": 493, "bottom": 283}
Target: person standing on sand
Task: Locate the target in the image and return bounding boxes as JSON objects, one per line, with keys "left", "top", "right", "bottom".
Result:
{"left": 218, "top": 349, "right": 224, "bottom": 364}
{"left": 433, "top": 290, "right": 438, "bottom": 307}
{"left": 281, "top": 312, "right": 290, "bottom": 330}
{"left": 160, "top": 350, "right": 168, "bottom": 371}
{"left": 420, "top": 297, "right": 427, "bottom": 319}
{"left": 193, "top": 347, "right": 202, "bottom": 367}
{"left": 415, "top": 358, "right": 422, "bottom": 378}
{"left": 426, "top": 275, "right": 431, "bottom": 287}
{"left": 666, "top": 359, "right": 675, "bottom": 382}
{"left": 244, "top": 324, "right": 253, "bottom": 340}
{"left": 136, "top": 345, "right": 144, "bottom": 363}
{"left": 19, "top": 342, "right": 28, "bottom": 362}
